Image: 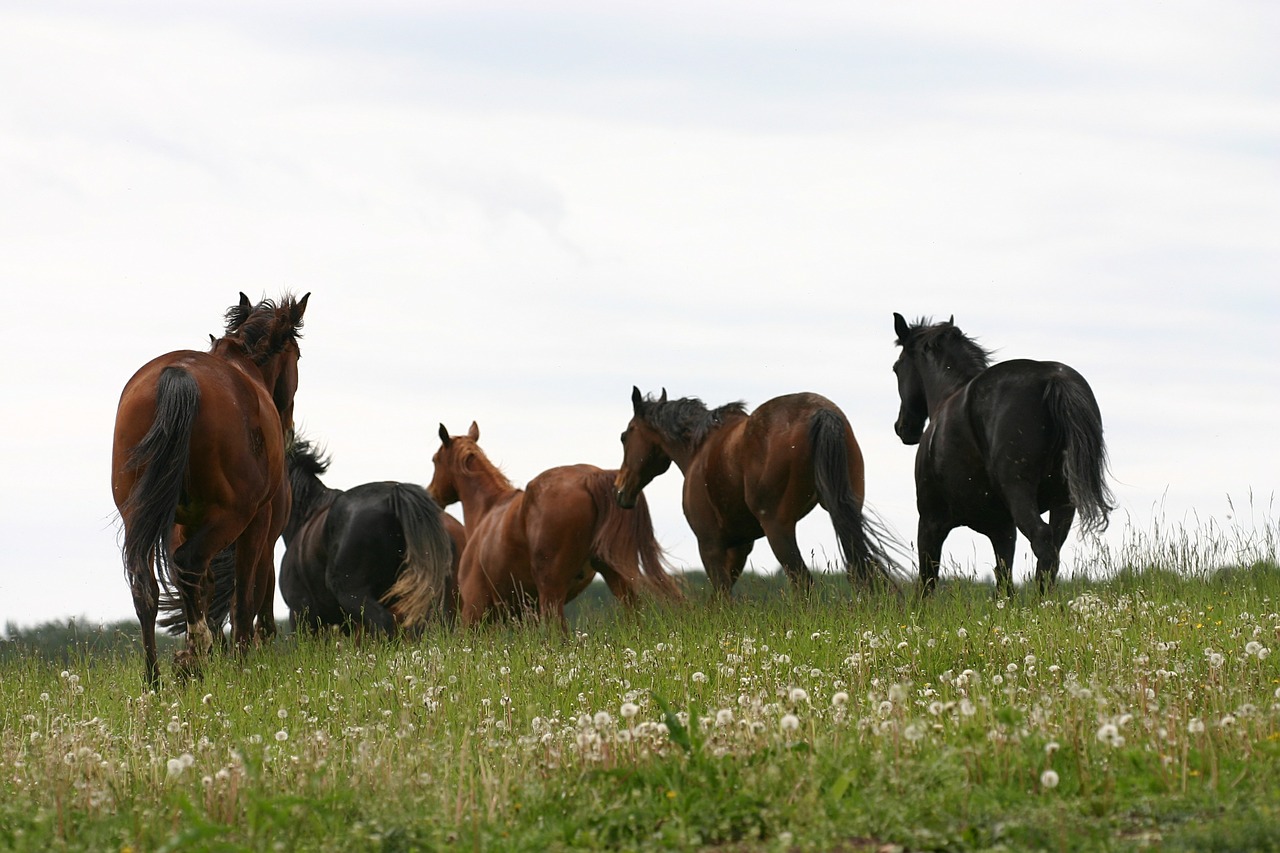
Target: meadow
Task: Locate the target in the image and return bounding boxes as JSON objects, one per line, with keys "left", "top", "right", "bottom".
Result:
{"left": 3, "top": 518, "right": 1279, "bottom": 852}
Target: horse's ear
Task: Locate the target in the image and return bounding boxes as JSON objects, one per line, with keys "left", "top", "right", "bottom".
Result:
{"left": 438, "top": 423, "right": 451, "bottom": 446}
{"left": 467, "top": 421, "right": 480, "bottom": 441}
{"left": 290, "top": 292, "right": 310, "bottom": 329}
{"left": 631, "top": 386, "right": 644, "bottom": 415}
{"left": 240, "top": 292, "right": 252, "bottom": 310}
{"left": 659, "top": 387, "right": 668, "bottom": 404}
{"left": 893, "top": 312, "right": 911, "bottom": 343}
{"left": 947, "top": 314, "right": 954, "bottom": 326}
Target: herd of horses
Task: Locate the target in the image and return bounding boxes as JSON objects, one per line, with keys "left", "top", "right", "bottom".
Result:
{"left": 111, "top": 294, "right": 1114, "bottom": 685}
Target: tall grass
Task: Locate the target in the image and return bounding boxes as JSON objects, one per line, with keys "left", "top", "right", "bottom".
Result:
{"left": 2, "top": 516, "right": 1278, "bottom": 851}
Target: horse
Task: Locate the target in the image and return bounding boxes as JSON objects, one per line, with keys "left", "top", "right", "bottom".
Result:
{"left": 427, "top": 422, "right": 682, "bottom": 628}
{"left": 279, "top": 436, "right": 463, "bottom": 634}
{"left": 614, "top": 386, "right": 899, "bottom": 593}
{"left": 111, "top": 292, "right": 308, "bottom": 685}
{"left": 891, "top": 313, "right": 1114, "bottom": 595}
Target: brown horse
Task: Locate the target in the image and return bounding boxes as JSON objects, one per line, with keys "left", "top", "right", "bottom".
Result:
{"left": 615, "top": 387, "right": 899, "bottom": 593}
{"left": 111, "top": 293, "right": 308, "bottom": 685}
{"left": 427, "top": 422, "right": 682, "bottom": 628}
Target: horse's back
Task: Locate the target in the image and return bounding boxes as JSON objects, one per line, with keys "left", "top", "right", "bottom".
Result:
{"left": 969, "top": 359, "right": 1094, "bottom": 436}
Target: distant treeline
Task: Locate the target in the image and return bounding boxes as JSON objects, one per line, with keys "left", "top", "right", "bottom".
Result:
{"left": 0, "top": 570, "right": 808, "bottom": 663}
{"left": 14, "top": 561, "right": 1273, "bottom": 664}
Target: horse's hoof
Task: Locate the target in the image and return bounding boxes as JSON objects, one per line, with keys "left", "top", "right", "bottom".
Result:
{"left": 172, "top": 649, "right": 204, "bottom": 683}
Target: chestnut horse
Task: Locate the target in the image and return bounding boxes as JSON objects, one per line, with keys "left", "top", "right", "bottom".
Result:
{"left": 427, "top": 422, "right": 682, "bottom": 628}
{"left": 615, "top": 387, "right": 899, "bottom": 593}
{"left": 280, "top": 436, "right": 462, "bottom": 634}
{"left": 111, "top": 293, "right": 308, "bottom": 685}
{"left": 892, "top": 313, "right": 1114, "bottom": 595}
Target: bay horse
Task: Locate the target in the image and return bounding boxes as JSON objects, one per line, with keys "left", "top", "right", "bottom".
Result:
{"left": 111, "top": 292, "right": 308, "bottom": 685}
{"left": 891, "top": 313, "right": 1114, "bottom": 595}
{"left": 279, "top": 436, "right": 462, "bottom": 634}
{"left": 614, "top": 387, "right": 899, "bottom": 593}
{"left": 427, "top": 422, "right": 682, "bottom": 628}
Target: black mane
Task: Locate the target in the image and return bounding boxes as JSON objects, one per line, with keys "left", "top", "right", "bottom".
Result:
{"left": 640, "top": 394, "right": 747, "bottom": 449}
{"left": 286, "top": 436, "right": 339, "bottom": 529}
{"left": 899, "top": 316, "right": 992, "bottom": 377}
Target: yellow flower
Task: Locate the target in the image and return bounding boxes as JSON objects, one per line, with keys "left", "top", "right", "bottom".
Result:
{"left": 666, "top": 790, "right": 677, "bottom": 799}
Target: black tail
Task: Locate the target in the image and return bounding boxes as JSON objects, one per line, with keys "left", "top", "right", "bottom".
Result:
{"left": 809, "top": 409, "right": 900, "bottom": 588}
{"left": 158, "top": 545, "right": 235, "bottom": 637}
{"left": 1045, "top": 376, "right": 1115, "bottom": 534}
{"left": 381, "top": 485, "right": 455, "bottom": 629}
{"left": 121, "top": 367, "right": 199, "bottom": 602}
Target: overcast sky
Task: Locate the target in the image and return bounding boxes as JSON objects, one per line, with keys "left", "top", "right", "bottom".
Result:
{"left": 2, "top": 1, "right": 1277, "bottom": 630}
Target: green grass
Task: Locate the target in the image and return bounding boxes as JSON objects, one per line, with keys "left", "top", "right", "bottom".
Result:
{"left": 3, "top": 527, "right": 1280, "bottom": 851}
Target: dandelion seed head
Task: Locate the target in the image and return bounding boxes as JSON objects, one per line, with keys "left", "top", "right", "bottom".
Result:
{"left": 1040, "top": 769, "right": 1060, "bottom": 789}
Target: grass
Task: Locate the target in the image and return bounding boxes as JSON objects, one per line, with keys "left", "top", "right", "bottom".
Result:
{"left": 3, "top": 519, "right": 1280, "bottom": 851}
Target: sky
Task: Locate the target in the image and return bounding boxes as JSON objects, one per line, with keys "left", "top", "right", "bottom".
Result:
{"left": 2, "top": 1, "right": 1277, "bottom": 631}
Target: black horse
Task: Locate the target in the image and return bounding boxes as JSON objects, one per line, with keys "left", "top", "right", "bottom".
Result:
{"left": 280, "top": 437, "right": 462, "bottom": 633}
{"left": 892, "top": 314, "right": 1114, "bottom": 595}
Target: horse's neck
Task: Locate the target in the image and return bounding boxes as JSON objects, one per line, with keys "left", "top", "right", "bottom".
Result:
{"left": 455, "top": 458, "right": 515, "bottom": 524}
{"left": 211, "top": 340, "right": 269, "bottom": 388}
{"left": 284, "top": 479, "right": 340, "bottom": 543}
{"left": 923, "top": 357, "right": 982, "bottom": 414}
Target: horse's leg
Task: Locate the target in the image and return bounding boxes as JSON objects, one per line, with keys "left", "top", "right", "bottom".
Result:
{"left": 457, "top": 559, "right": 494, "bottom": 628}
{"left": 253, "top": 566, "right": 277, "bottom": 643}
{"left": 531, "top": 546, "right": 584, "bottom": 633}
{"left": 1040, "top": 506, "right": 1075, "bottom": 593}
{"left": 326, "top": 541, "right": 399, "bottom": 635}
{"left": 916, "top": 516, "right": 949, "bottom": 598}
{"left": 129, "top": 556, "right": 161, "bottom": 689}
{"left": 988, "top": 521, "right": 1018, "bottom": 598}
{"left": 169, "top": 531, "right": 221, "bottom": 679}
{"left": 698, "top": 539, "right": 754, "bottom": 594}
{"left": 594, "top": 558, "right": 639, "bottom": 607}
{"left": 762, "top": 521, "right": 813, "bottom": 591}
{"left": 230, "top": 510, "right": 280, "bottom": 654}
{"left": 1005, "top": 490, "right": 1061, "bottom": 597}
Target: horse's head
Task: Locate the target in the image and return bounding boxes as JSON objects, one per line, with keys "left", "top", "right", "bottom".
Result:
{"left": 614, "top": 386, "right": 674, "bottom": 508}
{"left": 223, "top": 292, "right": 309, "bottom": 434}
{"left": 892, "top": 312, "right": 929, "bottom": 445}
{"left": 428, "top": 422, "right": 480, "bottom": 507}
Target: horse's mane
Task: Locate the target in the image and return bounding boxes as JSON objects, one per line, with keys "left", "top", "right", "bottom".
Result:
{"left": 286, "top": 435, "right": 339, "bottom": 519}
{"left": 640, "top": 394, "right": 748, "bottom": 449}
{"left": 455, "top": 440, "right": 516, "bottom": 491}
{"left": 222, "top": 294, "right": 306, "bottom": 365}
{"left": 898, "top": 316, "right": 992, "bottom": 376}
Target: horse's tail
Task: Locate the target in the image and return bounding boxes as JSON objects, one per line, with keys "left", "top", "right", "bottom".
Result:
{"left": 809, "top": 409, "right": 903, "bottom": 588}
{"left": 381, "top": 484, "right": 455, "bottom": 629}
{"left": 1045, "top": 374, "right": 1115, "bottom": 535}
{"left": 158, "top": 545, "right": 235, "bottom": 638}
{"left": 120, "top": 366, "right": 200, "bottom": 601}
{"left": 586, "top": 471, "right": 684, "bottom": 601}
